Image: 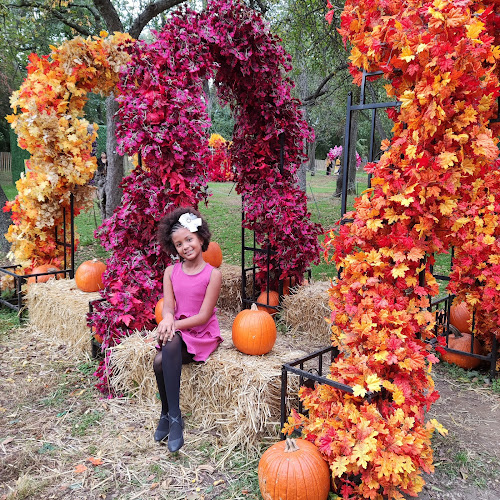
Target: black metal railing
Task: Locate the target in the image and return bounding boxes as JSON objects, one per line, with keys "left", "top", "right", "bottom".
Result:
{"left": 280, "top": 346, "right": 374, "bottom": 439}
{"left": 0, "top": 194, "right": 76, "bottom": 318}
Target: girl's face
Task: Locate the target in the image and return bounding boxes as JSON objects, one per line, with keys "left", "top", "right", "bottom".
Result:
{"left": 171, "top": 227, "right": 203, "bottom": 261}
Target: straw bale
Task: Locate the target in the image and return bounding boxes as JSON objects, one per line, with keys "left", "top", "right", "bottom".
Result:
{"left": 25, "top": 278, "right": 100, "bottom": 356}
{"left": 107, "top": 327, "right": 308, "bottom": 459}
{"left": 280, "top": 280, "right": 333, "bottom": 346}
{"left": 217, "top": 263, "right": 253, "bottom": 314}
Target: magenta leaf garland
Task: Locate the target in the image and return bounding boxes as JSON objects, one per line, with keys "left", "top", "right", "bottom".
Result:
{"left": 90, "top": 0, "right": 322, "bottom": 393}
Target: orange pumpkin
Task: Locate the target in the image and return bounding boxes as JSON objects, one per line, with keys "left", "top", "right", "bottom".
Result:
{"left": 440, "top": 326, "right": 482, "bottom": 370}
{"left": 450, "top": 301, "right": 472, "bottom": 334}
{"left": 91, "top": 326, "right": 103, "bottom": 344}
{"left": 202, "top": 241, "right": 223, "bottom": 267}
{"left": 155, "top": 298, "right": 164, "bottom": 324}
{"left": 282, "top": 276, "right": 297, "bottom": 295}
{"left": 258, "top": 437, "right": 331, "bottom": 500}
{"left": 27, "top": 264, "right": 61, "bottom": 284}
{"left": 232, "top": 303, "right": 277, "bottom": 355}
{"left": 75, "top": 259, "right": 106, "bottom": 292}
{"left": 256, "top": 290, "right": 279, "bottom": 316}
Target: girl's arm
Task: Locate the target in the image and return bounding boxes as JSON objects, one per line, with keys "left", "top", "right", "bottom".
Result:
{"left": 157, "top": 266, "right": 176, "bottom": 344}
{"left": 173, "top": 268, "right": 222, "bottom": 331}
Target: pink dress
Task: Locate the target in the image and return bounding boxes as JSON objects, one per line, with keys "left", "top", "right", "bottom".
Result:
{"left": 171, "top": 262, "right": 222, "bottom": 361}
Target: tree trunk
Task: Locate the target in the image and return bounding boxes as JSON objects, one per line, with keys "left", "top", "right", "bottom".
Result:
{"left": 307, "top": 139, "right": 316, "bottom": 176}
{"left": 297, "top": 144, "right": 307, "bottom": 192}
{"left": 104, "top": 93, "right": 124, "bottom": 219}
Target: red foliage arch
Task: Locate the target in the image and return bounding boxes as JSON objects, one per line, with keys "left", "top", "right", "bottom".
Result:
{"left": 90, "top": 0, "right": 322, "bottom": 391}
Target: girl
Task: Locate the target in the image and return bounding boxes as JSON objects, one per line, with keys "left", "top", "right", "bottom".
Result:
{"left": 154, "top": 207, "right": 223, "bottom": 452}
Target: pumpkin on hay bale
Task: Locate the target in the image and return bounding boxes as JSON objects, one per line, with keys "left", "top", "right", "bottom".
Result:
{"left": 280, "top": 281, "right": 332, "bottom": 346}
{"left": 107, "top": 327, "right": 312, "bottom": 461}
{"left": 25, "top": 278, "right": 101, "bottom": 355}
{"left": 202, "top": 241, "right": 223, "bottom": 268}
{"left": 75, "top": 259, "right": 106, "bottom": 292}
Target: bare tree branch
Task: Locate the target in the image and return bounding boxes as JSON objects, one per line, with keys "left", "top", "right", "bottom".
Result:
{"left": 12, "top": 1, "right": 93, "bottom": 36}
{"left": 303, "top": 63, "right": 348, "bottom": 104}
{"left": 129, "top": 0, "right": 186, "bottom": 39}
{"left": 70, "top": 2, "right": 103, "bottom": 25}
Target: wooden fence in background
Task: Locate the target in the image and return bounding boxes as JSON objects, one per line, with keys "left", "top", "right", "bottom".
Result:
{"left": 0, "top": 153, "right": 12, "bottom": 184}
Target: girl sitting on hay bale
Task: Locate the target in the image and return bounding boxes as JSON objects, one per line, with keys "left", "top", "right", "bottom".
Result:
{"left": 154, "top": 207, "right": 223, "bottom": 452}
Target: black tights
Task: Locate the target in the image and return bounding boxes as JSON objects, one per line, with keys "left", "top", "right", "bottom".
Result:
{"left": 153, "top": 333, "right": 195, "bottom": 417}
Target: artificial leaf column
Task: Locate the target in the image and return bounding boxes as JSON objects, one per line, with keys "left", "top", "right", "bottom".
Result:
{"left": 5, "top": 33, "right": 132, "bottom": 269}
{"left": 284, "top": 1, "right": 500, "bottom": 499}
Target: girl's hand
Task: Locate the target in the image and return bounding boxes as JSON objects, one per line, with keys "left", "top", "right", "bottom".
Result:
{"left": 157, "top": 313, "right": 175, "bottom": 345}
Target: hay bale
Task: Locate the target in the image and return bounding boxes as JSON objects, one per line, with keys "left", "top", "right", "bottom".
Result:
{"left": 280, "top": 281, "right": 332, "bottom": 346}
{"left": 217, "top": 263, "right": 253, "bottom": 314}
{"left": 107, "top": 328, "right": 308, "bottom": 459}
{"left": 25, "top": 278, "right": 100, "bottom": 355}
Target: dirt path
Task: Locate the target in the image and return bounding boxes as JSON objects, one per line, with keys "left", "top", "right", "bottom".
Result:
{"left": 1, "top": 323, "right": 499, "bottom": 500}
{"left": 417, "top": 371, "right": 500, "bottom": 500}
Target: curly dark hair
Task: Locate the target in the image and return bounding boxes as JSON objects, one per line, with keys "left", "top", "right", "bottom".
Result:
{"left": 158, "top": 206, "right": 211, "bottom": 256}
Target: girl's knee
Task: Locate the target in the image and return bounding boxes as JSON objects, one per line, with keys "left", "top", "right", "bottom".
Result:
{"left": 153, "top": 352, "right": 163, "bottom": 374}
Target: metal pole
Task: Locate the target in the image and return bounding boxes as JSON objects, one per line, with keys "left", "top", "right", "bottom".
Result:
{"left": 341, "top": 92, "right": 353, "bottom": 218}
{"left": 280, "top": 366, "right": 287, "bottom": 439}
{"left": 279, "top": 132, "right": 285, "bottom": 175}
{"left": 62, "top": 204, "right": 67, "bottom": 272}
{"left": 70, "top": 193, "right": 75, "bottom": 278}
{"left": 241, "top": 196, "right": 246, "bottom": 309}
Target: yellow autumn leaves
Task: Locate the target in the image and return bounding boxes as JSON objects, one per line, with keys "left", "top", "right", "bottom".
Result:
{"left": 6, "top": 32, "right": 132, "bottom": 268}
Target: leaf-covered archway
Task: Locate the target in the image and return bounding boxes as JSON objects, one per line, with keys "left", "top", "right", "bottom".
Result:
{"left": 285, "top": 1, "right": 500, "bottom": 498}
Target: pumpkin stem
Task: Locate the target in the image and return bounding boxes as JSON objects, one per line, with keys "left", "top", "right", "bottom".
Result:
{"left": 250, "top": 303, "right": 258, "bottom": 311}
{"left": 284, "top": 437, "right": 299, "bottom": 453}
{"left": 449, "top": 324, "right": 463, "bottom": 338}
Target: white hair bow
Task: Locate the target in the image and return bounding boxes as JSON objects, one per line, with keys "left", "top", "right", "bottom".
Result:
{"left": 178, "top": 212, "right": 202, "bottom": 232}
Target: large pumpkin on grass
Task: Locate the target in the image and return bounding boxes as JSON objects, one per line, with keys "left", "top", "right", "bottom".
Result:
{"left": 75, "top": 259, "right": 106, "bottom": 292}
{"left": 155, "top": 298, "right": 164, "bottom": 324}
{"left": 27, "top": 264, "right": 61, "bottom": 284}
{"left": 202, "top": 241, "right": 223, "bottom": 267}
{"left": 258, "top": 437, "right": 331, "bottom": 500}
{"left": 256, "top": 290, "right": 279, "bottom": 316}
{"left": 450, "top": 301, "right": 472, "bottom": 334}
{"left": 232, "top": 303, "right": 276, "bottom": 355}
{"left": 440, "top": 325, "right": 482, "bottom": 370}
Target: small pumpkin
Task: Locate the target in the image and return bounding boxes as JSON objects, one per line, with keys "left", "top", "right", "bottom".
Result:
{"left": 232, "top": 303, "right": 277, "bottom": 355}
{"left": 256, "top": 290, "right": 279, "bottom": 316}
{"left": 202, "top": 241, "right": 223, "bottom": 268}
{"left": 282, "top": 276, "right": 297, "bottom": 296}
{"left": 155, "top": 298, "right": 164, "bottom": 324}
{"left": 27, "top": 264, "right": 61, "bottom": 284}
{"left": 450, "top": 301, "right": 472, "bottom": 334}
{"left": 258, "top": 437, "right": 331, "bottom": 500}
{"left": 91, "top": 326, "right": 103, "bottom": 344}
{"left": 75, "top": 259, "right": 106, "bottom": 292}
{"left": 440, "top": 325, "right": 482, "bottom": 370}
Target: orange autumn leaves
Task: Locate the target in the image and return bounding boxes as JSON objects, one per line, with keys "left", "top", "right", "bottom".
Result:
{"left": 5, "top": 32, "right": 132, "bottom": 268}
{"left": 285, "top": 1, "right": 500, "bottom": 499}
